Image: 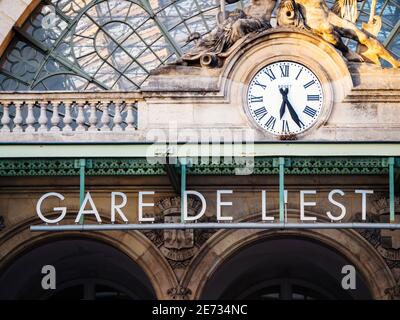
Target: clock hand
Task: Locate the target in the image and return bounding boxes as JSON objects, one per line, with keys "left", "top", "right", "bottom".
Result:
{"left": 279, "top": 88, "right": 287, "bottom": 119}
{"left": 285, "top": 97, "right": 303, "bottom": 128}
{"left": 279, "top": 99, "right": 286, "bottom": 119}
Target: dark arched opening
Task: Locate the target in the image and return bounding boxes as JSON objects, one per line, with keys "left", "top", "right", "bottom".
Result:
{"left": 0, "top": 238, "right": 156, "bottom": 300}
{"left": 200, "top": 236, "right": 372, "bottom": 300}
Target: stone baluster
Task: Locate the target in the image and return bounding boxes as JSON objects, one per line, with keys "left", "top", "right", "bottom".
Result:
{"left": 75, "top": 102, "right": 86, "bottom": 132}
{"left": 113, "top": 102, "right": 123, "bottom": 132}
{"left": 100, "top": 102, "right": 110, "bottom": 131}
{"left": 125, "top": 102, "right": 136, "bottom": 131}
{"left": 25, "top": 102, "right": 36, "bottom": 133}
{"left": 0, "top": 103, "right": 11, "bottom": 132}
{"left": 50, "top": 102, "right": 61, "bottom": 132}
{"left": 13, "top": 102, "right": 23, "bottom": 133}
{"left": 38, "top": 102, "right": 48, "bottom": 133}
{"left": 63, "top": 102, "right": 73, "bottom": 132}
{"left": 88, "top": 102, "right": 98, "bottom": 131}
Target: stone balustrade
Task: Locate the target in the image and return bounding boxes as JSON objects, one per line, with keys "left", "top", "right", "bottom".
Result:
{"left": 0, "top": 92, "right": 141, "bottom": 137}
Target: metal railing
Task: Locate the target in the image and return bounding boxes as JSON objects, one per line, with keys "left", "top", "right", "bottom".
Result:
{"left": 30, "top": 222, "right": 400, "bottom": 232}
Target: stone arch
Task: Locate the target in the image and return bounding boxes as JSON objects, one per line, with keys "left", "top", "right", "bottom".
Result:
{"left": 0, "top": 0, "right": 39, "bottom": 55}
{"left": 0, "top": 215, "right": 178, "bottom": 300}
{"left": 182, "top": 213, "right": 395, "bottom": 300}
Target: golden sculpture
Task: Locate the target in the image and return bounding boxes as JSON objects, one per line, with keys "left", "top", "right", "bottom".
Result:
{"left": 277, "top": 0, "right": 399, "bottom": 68}
{"left": 332, "top": 0, "right": 381, "bottom": 35}
{"left": 332, "top": 0, "right": 362, "bottom": 23}
{"left": 362, "top": 0, "right": 382, "bottom": 36}
{"left": 173, "top": 0, "right": 399, "bottom": 69}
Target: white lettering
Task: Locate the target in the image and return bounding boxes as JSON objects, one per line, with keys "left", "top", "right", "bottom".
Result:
{"left": 261, "top": 190, "right": 274, "bottom": 221}
{"left": 111, "top": 192, "right": 128, "bottom": 223}
{"left": 183, "top": 191, "right": 206, "bottom": 221}
{"left": 300, "top": 190, "right": 317, "bottom": 221}
{"left": 355, "top": 190, "right": 374, "bottom": 221}
{"left": 327, "top": 189, "right": 346, "bottom": 221}
{"left": 75, "top": 192, "right": 102, "bottom": 223}
{"left": 217, "top": 190, "right": 233, "bottom": 221}
{"left": 36, "top": 192, "right": 66, "bottom": 224}
{"left": 138, "top": 191, "right": 155, "bottom": 222}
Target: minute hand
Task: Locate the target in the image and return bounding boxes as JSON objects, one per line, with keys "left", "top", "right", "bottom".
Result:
{"left": 284, "top": 98, "right": 302, "bottom": 128}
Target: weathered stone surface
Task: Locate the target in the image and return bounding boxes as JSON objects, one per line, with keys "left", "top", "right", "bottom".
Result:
{"left": 0, "top": 28, "right": 399, "bottom": 143}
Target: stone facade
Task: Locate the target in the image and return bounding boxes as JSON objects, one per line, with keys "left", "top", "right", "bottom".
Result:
{"left": 0, "top": 172, "right": 399, "bottom": 299}
{"left": 1, "top": 29, "right": 399, "bottom": 143}
{"left": 0, "top": 1, "right": 400, "bottom": 300}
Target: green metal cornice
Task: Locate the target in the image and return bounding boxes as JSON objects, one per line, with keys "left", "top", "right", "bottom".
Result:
{"left": 0, "top": 158, "right": 165, "bottom": 176}
{"left": 188, "top": 157, "right": 389, "bottom": 175}
{"left": 0, "top": 157, "right": 391, "bottom": 177}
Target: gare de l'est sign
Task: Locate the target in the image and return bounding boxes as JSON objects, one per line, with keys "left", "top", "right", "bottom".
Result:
{"left": 35, "top": 188, "right": 376, "bottom": 225}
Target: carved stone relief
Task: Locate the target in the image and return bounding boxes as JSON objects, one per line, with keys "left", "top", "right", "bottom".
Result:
{"left": 172, "top": 0, "right": 399, "bottom": 69}
{"left": 167, "top": 285, "right": 192, "bottom": 300}
{"left": 141, "top": 197, "right": 216, "bottom": 271}
{"left": 357, "top": 195, "right": 400, "bottom": 270}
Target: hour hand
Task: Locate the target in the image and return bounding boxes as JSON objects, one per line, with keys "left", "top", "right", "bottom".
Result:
{"left": 279, "top": 99, "right": 286, "bottom": 119}
{"left": 279, "top": 88, "right": 287, "bottom": 119}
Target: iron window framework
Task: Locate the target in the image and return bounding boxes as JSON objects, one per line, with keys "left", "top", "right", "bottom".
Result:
{"left": 0, "top": 0, "right": 248, "bottom": 91}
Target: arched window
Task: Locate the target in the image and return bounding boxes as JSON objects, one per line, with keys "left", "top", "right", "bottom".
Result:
{"left": 0, "top": 0, "right": 238, "bottom": 90}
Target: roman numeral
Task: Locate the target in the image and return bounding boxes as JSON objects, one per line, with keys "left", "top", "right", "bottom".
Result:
{"left": 296, "top": 68, "right": 303, "bottom": 80}
{"left": 254, "top": 106, "right": 268, "bottom": 120}
{"left": 280, "top": 65, "right": 289, "bottom": 77}
{"left": 307, "top": 95, "right": 320, "bottom": 101}
{"left": 254, "top": 80, "right": 266, "bottom": 90}
{"left": 303, "top": 80, "right": 315, "bottom": 89}
{"left": 250, "top": 95, "right": 263, "bottom": 103}
{"left": 265, "top": 116, "right": 276, "bottom": 129}
{"left": 303, "top": 106, "right": 317, "bottom": 117}
{"left": 282, "top": 120, "right": 289, "bottom": 133}
{"left": 264, "top": 68, "right": 276, "bottom": 81}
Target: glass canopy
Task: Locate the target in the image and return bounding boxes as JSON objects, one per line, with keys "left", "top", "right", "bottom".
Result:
{"left": 0, "top": 0, "right": 398, "bottom": 91}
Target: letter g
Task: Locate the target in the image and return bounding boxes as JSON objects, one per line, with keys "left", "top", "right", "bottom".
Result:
{"left": 36, "top": 192, "right": 67, "bottom": 223}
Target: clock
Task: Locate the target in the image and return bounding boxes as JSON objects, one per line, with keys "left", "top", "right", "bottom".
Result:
{"left": 247, "top": 61, "right": 324, "bottom": 135}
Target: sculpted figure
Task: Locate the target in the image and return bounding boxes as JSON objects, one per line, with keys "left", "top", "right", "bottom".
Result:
{"left": 331, "top": 0, "right": 362, "bottom": 23}
{"left": 276, "top": 0, "right": 308, "bottom": 29}
{"left": 361, "top": 0, "right": 381, "bottom": 36}
{"left": 332, "top": 0, "right": 381, "bottom": 35}
{"left": 277, "top": 0, "right": 399, "bottom": 68}
{"left": 173, "top": 0, "right": 277, "bottom": 67}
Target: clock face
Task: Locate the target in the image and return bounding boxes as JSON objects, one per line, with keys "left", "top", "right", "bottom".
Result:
{"left": 247, "top": 61, "right": 324, "bottom": 135}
